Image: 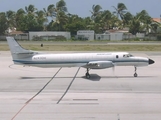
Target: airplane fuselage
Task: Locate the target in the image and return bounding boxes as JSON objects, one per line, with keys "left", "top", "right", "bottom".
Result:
{"left": 13, "top": 52, "right": 149, "bottom": 68}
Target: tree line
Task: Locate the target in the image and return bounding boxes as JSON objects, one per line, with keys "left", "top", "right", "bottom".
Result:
{"left": 0, "top": 0, "right": 160, "bottom": 35}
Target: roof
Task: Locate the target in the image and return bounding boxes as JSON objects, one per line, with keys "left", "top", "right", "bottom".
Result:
{"left": 106, "top": 29, "right": 129, "bottom": 33}
{"left": 9, "top": 31, "right": 25, "bottom": 35}
{"left": 152, "top": 18, "right": 161, "bottom": 23}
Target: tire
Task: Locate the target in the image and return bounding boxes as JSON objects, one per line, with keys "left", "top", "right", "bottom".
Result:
{"left": 134, "top": 73, "right": 138, "bottom": 77}
{"left": 86, "top": 73, "right": 90, "bottom": 79}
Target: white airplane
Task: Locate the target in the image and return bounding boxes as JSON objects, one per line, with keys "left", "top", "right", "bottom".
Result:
{"left": 6, "top": 37, "right": 154, "bottom": 79}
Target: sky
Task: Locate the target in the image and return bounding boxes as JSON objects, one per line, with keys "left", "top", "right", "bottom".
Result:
{"left": 0, "top": 0, "right": 160, "bottom": 18}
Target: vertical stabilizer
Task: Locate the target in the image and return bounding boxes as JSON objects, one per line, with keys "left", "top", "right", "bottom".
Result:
{"left": 6, "top": 37, "right": 37, "bottom": 60}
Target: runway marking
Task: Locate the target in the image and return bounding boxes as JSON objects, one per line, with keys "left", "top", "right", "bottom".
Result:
{"left": 9, "top": 64, "right": 14, "bottom": 69}
{"left": 117, "top": 114, "right": 120, "bottom": 120}
{"left": 68, "top": 103, "right": 99, "bottom": 105}
{"left": 26, "top": 67, "right": 62, "bottom": 104}
{"left": 11, "top": 67, "right": 62, "bottom": 120}
{"left": 73, "top": 99, "right": 98, "bottom": 101}
{"left": 9, "top": 64, "right": 54, "bottom": 73}
{"left": 57, "top": 67, "right": 80, "bottom": 104}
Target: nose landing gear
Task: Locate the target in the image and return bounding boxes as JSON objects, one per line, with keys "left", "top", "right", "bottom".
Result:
{"left": 134, "top": 67, "right": 138, "bottom": 77}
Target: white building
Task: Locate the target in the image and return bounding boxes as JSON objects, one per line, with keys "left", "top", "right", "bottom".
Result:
{"left": 29, "top": 31, "right": 71, "bottom": 40}
{"left": 95, "top": 32, "right": 124, "bottom": 41}
{"left": 77, "top": 30, "right": 95, "bottom": 40}
{"left": 110, "top": 33, "right": 124, "bottom": 41}
{"left": 95, "top": 34, "right": 110, "bottom": 40}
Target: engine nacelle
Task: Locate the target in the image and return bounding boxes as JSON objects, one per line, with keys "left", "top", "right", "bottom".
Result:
{"left": 87, "top": 61, "right": 114, "bottom": 69}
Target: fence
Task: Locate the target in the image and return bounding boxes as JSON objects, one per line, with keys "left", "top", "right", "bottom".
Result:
{"left": 0, "top": 34, "right": 29, "bottom": 41}
{"left": 0, "top": 33, "right": 158, "bottom": 41}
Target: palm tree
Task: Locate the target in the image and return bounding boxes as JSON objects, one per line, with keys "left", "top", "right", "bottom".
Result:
{"left": 113, "top": 3, "right": 127, "bottom": 20}
{"left": 136, "top": 10, "right": 152, "bottom": 34}
{"left": 5, "top": 10, "right": 16, "bottom": 29}
{"left": 15, "top": 9, "right": 25, "bottom": 30}
{"left": 25, "top": 4, "right": 37, "bottom": 15}
{"left": 110, "top": 15, "right": 121, "bottom": 30}
{"left": 43, "top": 4, "right": 56, "bottom": 30}
{"left": 56, "top": 0, "right": 67, "bottom": 12}
{"left": 123, "top": 12, "right": 133, "bottom": 25}
{"left": 129, "top": 16, "right": 141, "bottom": 35}
{"left": 128, "top": 10, "right": 156, "bottom": 35}
{"left": 35, "top": 10, "right": 47, "bottom": 22}
{"left": 67, "top": 14, "right": 77, "bottom": 23}
{"left": 0, "top": 12, "right": 8, "bottom": 34}
{"left": 49, "top": 0, "right": 68, "bottom": 31}
{"left": 53, "top": 11, "right": 68, "bottom": 31}
{"left": 101, "top": 10, "right": 112, "bottom": 30}
{"left": 122, "top": 12, "right": 133, "bottom": 27}
{"left": 64, "top": 15, "right": 87, "bottom": 35}
{"left": 136, "top": 10, "right": 149, "bottom": 22}
{"left": 35, "top": 10, "right": 48, "bottom": 30}
{"left": 43, "top": 4, "right": 55, "bottom": 19}
{"left": 90, "top": 4, "right": 102, "bottom": 21}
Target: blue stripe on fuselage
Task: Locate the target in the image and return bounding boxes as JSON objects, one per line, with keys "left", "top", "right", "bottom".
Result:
{"left": 13, "top": 59, "right": 147, "bottom": 65}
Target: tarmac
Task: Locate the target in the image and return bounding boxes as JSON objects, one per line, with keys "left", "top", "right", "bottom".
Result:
{"left": 0, "top": 51, "right": 161, "bottom": 120}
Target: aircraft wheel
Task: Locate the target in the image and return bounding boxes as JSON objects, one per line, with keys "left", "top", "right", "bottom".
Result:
{"left": 134, "top": 73, "right": 138, "bottom": 77}
{"left": 86, "top": 73, "right": 90, "bottom": 79}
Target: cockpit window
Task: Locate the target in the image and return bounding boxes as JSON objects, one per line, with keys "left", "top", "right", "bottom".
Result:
{"left": 123, "top": 54, "right": 133, "bottom": 58}
{"left": 129, "top": 54, "right": 133, "bottom": 57}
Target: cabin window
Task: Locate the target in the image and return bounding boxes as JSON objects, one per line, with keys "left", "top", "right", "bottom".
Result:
{"left": 123, "top": 54, "right": 133, "bottom": 58}
{"left": 116, "top": 55, "right": 119, "bottom": 58}
{"left": 123, "top": 54, "right": 127, "bottom": 58}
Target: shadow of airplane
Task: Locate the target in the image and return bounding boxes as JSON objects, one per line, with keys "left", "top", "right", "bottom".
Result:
{"left": 100, "top": 76, "right": 156, "bottom": 79}
{"left": 20, "top": 75, "right": 156, "bottom": 81}
{"left": 81, "top": 74, "right": 101, "bottom": 81}
{"left": 20, "top": 74, "right": 101, "bottom": 81}
{"left": 20, "top": 77, "right": 52, "bottom": 79}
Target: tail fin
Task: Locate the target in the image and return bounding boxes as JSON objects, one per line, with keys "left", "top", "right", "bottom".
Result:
{"left": 6, "top": 37, "right": 38, "bottom": 60}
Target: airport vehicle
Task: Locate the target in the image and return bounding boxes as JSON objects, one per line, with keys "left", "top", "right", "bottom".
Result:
{"left": 6, "top": 37, "right": 154, "bottom": 79}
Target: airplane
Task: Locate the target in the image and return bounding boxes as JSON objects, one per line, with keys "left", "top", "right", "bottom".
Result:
{"left": 6, "top": 37, "right": 154, "bottom": 79}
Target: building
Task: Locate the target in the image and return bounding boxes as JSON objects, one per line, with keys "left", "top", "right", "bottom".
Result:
{"left": 76, "top": 30, "right": 95, "bottom": 40}
{"left": 95, "top": 30, "right": 125, "bottom": 41}
{"left": 95, "top": 34, "right": 110, "bottom": 40}
{"left": 152, "top": 18, "right": 161, "bottom": 23}
{"left": 29, "top": 31, "right": 71, "bottom": 40}
{"left": 110, "top": 32, "right": 124, "bottom": 41}
{"left": 152, "top": 18, "right": 161, "bottom": 33}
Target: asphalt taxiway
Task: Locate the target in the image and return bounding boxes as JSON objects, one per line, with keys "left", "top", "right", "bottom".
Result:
{"left": 0, "top": 51, "right": 161, "bottom": 120}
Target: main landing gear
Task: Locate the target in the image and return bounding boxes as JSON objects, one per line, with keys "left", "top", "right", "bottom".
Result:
{"left": 85, "top": 67, "right": 138, "bottom": 78}
{"left": 134, "top": 67, "right": 138, "bottom": 77}
{"left": 85, "top": 68, "right": 90, "bottom": 79}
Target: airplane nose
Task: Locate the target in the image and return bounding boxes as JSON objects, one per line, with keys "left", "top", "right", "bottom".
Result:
{"left": 149, "top": 59, "right": 155, "bottom": 64}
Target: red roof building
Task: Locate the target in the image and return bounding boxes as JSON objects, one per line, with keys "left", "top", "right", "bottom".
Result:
{"left": 152, "top": 18, "right": 161, "bottom": 23}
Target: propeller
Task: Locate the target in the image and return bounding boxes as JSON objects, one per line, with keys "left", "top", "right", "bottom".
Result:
{"left": 112, "top": 64, "right": 116, "bottom": 76}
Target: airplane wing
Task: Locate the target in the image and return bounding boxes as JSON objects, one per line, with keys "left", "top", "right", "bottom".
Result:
{"left": 83, "top": 61, "right": 114, "bottom": 69}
